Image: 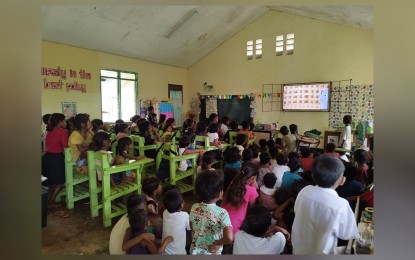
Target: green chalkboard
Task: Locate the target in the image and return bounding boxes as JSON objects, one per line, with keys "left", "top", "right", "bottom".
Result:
{"left": 200, "top": 97, "right": 252, "bottom": 123}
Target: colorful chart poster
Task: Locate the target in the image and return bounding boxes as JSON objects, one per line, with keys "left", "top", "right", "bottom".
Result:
{"left": 62, "top": 102, "right": 77, "bottom": 119}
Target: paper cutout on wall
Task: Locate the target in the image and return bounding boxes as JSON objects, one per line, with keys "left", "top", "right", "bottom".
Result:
{"left": 205, "top": 99, "right": 218, "bottom": 118}
{"left": 159, "top": 102, "right": 174, "bottom": 120}
{"left": 66, "top": 81, "right": 86, "bottom": 93}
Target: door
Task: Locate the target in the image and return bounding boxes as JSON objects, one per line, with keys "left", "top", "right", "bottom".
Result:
{"left": 168, "top": 84, "right": 183, "bottom": 126}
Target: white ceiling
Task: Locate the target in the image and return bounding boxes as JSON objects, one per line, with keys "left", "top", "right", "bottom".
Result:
{"left": 42, "top": 5, "right": 373, "bottom": 68}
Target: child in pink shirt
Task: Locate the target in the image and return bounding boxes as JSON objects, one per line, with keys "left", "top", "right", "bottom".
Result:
{"left": 324, "top": 143, "right": 340, "bottom": 159}
{"left": 221, "top": 162, "right": 259, "bottom": 235}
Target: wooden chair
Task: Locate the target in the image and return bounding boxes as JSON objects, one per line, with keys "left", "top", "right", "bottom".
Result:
{"left": 194, "top": 135, "right": 229, "bottom": 168}
{"left": 155, "top": 142, "right": 199, "bottom": 194}
{"left": 130, "top": 135, "right": 158, "bottom": 175}
{"left": 194, "top": 135, "right": 230, "bottom": 151}
{"left": 55, "top": 148, "right": 90, "bottom": 209}
{"left": 87, "top": 150, "right": 153, "bottom": 227}
{"left": 110, "top": 138, "right": 134, "bottom": 156}
{"left": 228, "top": 131, "right": 238, "bottom": 146}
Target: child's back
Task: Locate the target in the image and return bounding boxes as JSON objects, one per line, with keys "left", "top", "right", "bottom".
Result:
{"left": 233, "top": 205, "right": 287, "bottom": 254}
{"left": 190, "top": 172, "right": 233, "bottom": 254}
{"left": 221, "top": 162, "right": 259, "bottom": 235}
{"left": 291, "top": 156, "right": 359, "bottom": 254}
{"left": 259, "top": 172, "right": 277, "bottom": 210}
{"left": 272, "top": 154, "right": 290, "bottom": 189}
{"left": 280, "top": 158, "right": 303, "bottom": 189}
{"left": 162, "top": 189, "right": 190, "bottom": 254}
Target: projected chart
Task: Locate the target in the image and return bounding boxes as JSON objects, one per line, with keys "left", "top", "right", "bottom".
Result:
{"left": 282, "top": 83, "right": 330, "bottom": 111}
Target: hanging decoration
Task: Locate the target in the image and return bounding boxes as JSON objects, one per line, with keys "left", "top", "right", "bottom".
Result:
{"left": 257, "top": 93, "right": 281, "bottom": 98}
{"left": 205, "top": 99, "right": 218, "bottom": 118}
{"left": 198, "top": 94, "right": 254, "bottom": 100}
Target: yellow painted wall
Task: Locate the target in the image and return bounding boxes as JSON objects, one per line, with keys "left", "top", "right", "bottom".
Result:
{"left": 41, "top": 41, "right": 188, "bottom": 120}
{"left": 187, "top": 10, "right": 373, "bottom": 145}
{"left": 42, "top": 10, "right": 374, "bottom": 149}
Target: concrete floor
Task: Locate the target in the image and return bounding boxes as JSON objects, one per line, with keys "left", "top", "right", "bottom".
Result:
{"left": 41, "top": 192, "right": 197, "bottom": 255}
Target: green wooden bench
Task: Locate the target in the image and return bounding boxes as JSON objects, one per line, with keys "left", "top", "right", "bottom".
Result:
{"left": 55, "top": 148, "right": 90, "bottom": 209}
{"left": 87, "top": 150, "right": 153, "bottom": 227}
{"left": 130, "top": 135, "right": 158, "bottom": 176}
{"left": 110, "top": 138, "right": 134, "bottom": 156}
{"left": 194, "top": 135, "right": 230, "bottom": 151}
{"left": 228, "top": 131, "right": 237, "bottom": 146}
{"left": 155, "top": 142, "right": 199, "bottom": 194}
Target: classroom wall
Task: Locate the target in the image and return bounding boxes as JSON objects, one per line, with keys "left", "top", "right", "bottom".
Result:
{"left": 41, "top": 41, "right": 188, "bottom": 121}
{"left": 187, "top": 10, "right": 373, "bottom": 142}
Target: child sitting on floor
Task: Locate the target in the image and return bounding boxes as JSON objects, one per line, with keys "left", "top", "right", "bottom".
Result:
{"left": 197, "top": 150, "right": 216, "bottom": 174}
{"left": 109, "top": 194, "right": 154, "bottom": 254}
{"left": 280, "top": 158, "right": 303, "bottom": 189}
{"left": 142, "top": 176, "right": 163, "bottom": 240}
{"left": 257, "top": 152, "right": 272, "bottom": 187}
{"left": 259, "top": 139, "right": 268, "bottom": 154}
{"left": 324, "top": 142, "right": 340, "bottom": 159}
{"left": 299, "top": 146, "right": 314, "bottom": 172}
{"left": 234, "top": 133, "right": 248, "bottom": 156}
{"left": 233, "top": 205, "right": 289, "bottom": 254}
{"left": 162, "top": 189, "right": 191, "bottom": 254}
{"left": 123, "top": 209, "right": 173, "bottom": 254}
{"left": 223, "top": 146, "right": 242, "bottom": 169}
{"left": 221, "top": 162, "right": 259, "bottom": 236}
{"left": 259, "top": 172, "right": 278, "bottom": 211}
{"left": 249, "top": 144, "right": 260, "bottom": 164}
{"left": 190, "top": 172, "right": 233, "bottom": 254}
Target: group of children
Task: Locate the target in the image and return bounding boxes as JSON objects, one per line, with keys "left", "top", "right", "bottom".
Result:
{"left": 41, "top": 110, "right": 373, "bottom": 254}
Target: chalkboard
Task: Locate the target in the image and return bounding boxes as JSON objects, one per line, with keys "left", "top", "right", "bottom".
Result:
{"left": 200, "top": 97, "right": 252, "bottom": 123}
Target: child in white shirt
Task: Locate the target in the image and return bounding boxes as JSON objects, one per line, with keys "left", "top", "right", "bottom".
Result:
{"left": 291, "top": 156, "right": 359, "bottom": 254}
{"left": 162, "top": 189, "right": 191, "bottom": 254}
{"left": 233, "top": 205, "right": 288, "bottom": 254}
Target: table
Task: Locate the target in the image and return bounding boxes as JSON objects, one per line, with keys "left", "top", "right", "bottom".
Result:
{"left": 296, "top": 135, "right": 320, "bottom": 150}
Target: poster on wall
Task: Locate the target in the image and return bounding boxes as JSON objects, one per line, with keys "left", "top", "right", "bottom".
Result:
{"left": 62, "top": 102, "right": 77, "bottom": 119}
{"left": 327, "top": 135, "right": 339, "bottom": 147}
{"left": 205, "top": 99, "right": 218, "bottom": 118}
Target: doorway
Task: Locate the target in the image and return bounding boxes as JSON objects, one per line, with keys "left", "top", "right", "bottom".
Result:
{"left": 168, "top": 84, "right": 183, "bottom": 126}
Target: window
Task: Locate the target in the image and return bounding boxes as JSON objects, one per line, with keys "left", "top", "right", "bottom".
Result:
{"left": 100, "top": 69, "right": 138, "bottom": 122}
{"left": 247, "top": 39, "right": 262, "bottom": 59}
{"left": 276, "top": 33, "right": 295, "bottom": 55}
{"left": 286, "top": 33, "right": 295, "bottom": 55}
{"left": 246, "top": 40, "right": 254, "bottom": 59}
{"left": 255, "top": 39, "right": 262, "bottom": 58}
{"left": 276, "top": 35, "right": 284, "bottom": 56}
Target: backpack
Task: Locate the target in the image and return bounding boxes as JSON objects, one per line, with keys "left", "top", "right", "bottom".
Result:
{"left": 155, "top": 145, "right": 178, "bottom": 182}
{"left": 157, "top": 158, "right": 170, "bottom": 182}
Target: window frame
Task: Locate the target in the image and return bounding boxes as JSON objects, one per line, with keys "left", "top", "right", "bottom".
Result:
{"left": 100, "top": 69, "right": 138, "bottom": 122}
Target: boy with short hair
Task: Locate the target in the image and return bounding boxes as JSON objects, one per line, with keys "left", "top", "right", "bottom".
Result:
{"left": 162, "top": 189, "right": 191, "bottom": 254}
{"left": 291, "top": 156, "right": 359, "bottom": 254}
{"left": 272, "top": 154, "right": 290, "bottom": 189}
